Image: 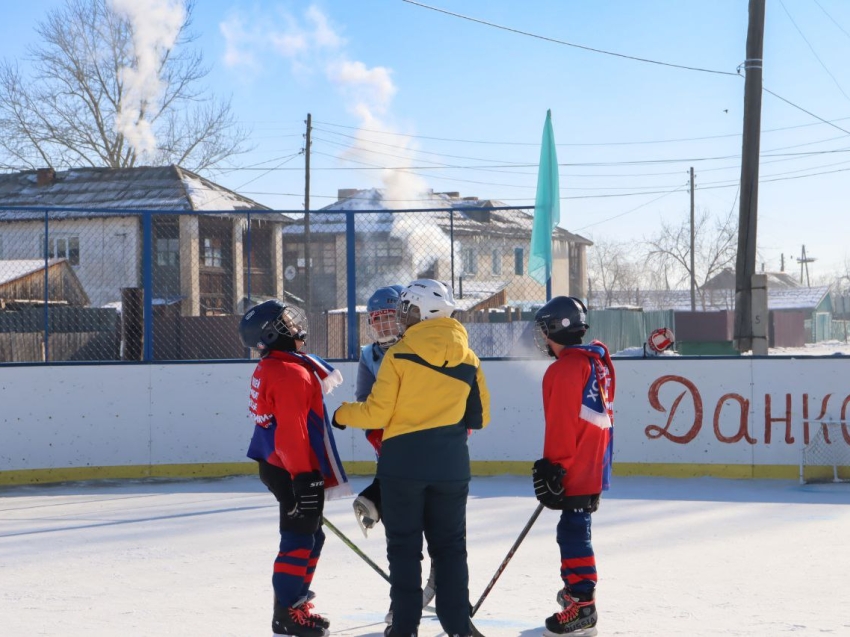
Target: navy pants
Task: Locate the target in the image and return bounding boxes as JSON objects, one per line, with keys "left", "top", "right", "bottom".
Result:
{"left": 381, "top": 477, "right": 471, "bottom": 635}
{"left": 556, "top": 509, "right": 597, "bottom": 597}
{"left": 258, "top": 461, "right": 325, "bottom": 609}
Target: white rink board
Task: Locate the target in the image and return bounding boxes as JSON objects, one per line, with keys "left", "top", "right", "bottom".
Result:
{"left": 1, "top": 358, "right": 849, "bottom": 475}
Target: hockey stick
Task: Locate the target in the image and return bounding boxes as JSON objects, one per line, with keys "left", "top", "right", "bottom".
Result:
{"left": 323, "top": 516, "right": 485, "bottom": 636}
{"left": 470, "top": 502, "right": 545, "bottom": 617}
{"left": 323, "top": 516, "right": 390, "bottom": 584}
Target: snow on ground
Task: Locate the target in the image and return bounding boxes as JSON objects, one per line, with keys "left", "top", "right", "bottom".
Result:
{"left": 615, "top": 340, "right": 850, "bottom": 357}
{"left": 1, "top": 475, "right": 849, "bottom": 637}
{"left": 767, "top": 339, "right": 850, "bottom": 356}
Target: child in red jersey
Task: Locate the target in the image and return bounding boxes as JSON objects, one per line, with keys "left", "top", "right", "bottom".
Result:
{"left": 532, "top": 296, "right": 615, "bottom": 637}
{"left": 239, "top": 300, "right": 349, "bottom": 637}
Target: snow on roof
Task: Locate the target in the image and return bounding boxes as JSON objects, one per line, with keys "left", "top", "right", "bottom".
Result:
{"left": 597, "top": 286, "right": 830, "bottom": 312}
{"left": 0, "top": 259, "right": 65, "bottom": 285}
{"left": 287, "top": 188, "right": 592, "bottom": 244}
{"left": 0, "top": 166, "right": 291, "bottom": 221}
{"left": 178, "top": 169, "right": 270, "bottom": 213}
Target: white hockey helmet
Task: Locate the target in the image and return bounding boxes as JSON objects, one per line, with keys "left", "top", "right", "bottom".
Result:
{"left": 397, "top": 279, "right": 456, "bottom": 330}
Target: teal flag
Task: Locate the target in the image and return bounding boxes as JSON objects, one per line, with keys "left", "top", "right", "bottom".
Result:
{"left": 529, "top": 109, "right": 561, "bottom": 290}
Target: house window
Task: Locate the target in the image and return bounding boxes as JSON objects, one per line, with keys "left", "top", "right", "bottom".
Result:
{"left": 514, "top": 247, "right": 524, "bottom": 275}
{"left": 491, "top": 249, "right": 501, "bottom": 275}
{"left": 203, "top": 237, "right": 223, "bottom": 268}
{"left": 569, "top": 243, "right": 579, "bottom": 276}
{"left": 156, "top": 238, "right": 180, "bottom": 267}
{"left": 42, "top": 234, "right": 80, "bottom": 266}
{"left": 359, "top": 237, "right": 403, "bottom": 276}
{"left": 462, "top": 247, "right": 477, "bottom": 275}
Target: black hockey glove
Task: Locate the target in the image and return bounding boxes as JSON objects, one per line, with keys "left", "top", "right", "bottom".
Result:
{"left": 331, "top": 408, "right": 346, "bottom": 430}
{"left": 290, "top": 470, "right": 325, "bottom": 518}
{"left": 532, "top": 458, "right": 567, "bottom": 510}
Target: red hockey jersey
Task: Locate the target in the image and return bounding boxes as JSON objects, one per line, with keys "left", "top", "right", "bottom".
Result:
{"left": 542, "top": 341, "right": 615, "bottom": 497}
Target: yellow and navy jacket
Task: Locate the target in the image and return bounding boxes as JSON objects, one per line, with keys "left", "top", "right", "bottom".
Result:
{"left": 334, "top": 317, "right": 490, "bottom": 481}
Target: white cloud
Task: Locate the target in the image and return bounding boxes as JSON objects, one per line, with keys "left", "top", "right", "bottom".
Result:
{"left": 220, "top": 15, "right": 258, "bottom": 69}
{"left": 219, "top": 4, "right": 429, "bottom": 203}
{"left": 306, "top": 5, "right": 343, "bottom": 49}
{"left": 327, "top": 60, "right": 396, "bottom": 115}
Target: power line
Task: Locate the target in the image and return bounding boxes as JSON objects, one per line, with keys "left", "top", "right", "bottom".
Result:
{"left": 575, "top": 185, "right": 689, "bottom": 231}
{"left": 401, "top": 0, "right": 740, "bottom": 76}
{"left": 763, "top": 86, "right": 850, "bottom": 135}
{"left": 813, "top": 0, "right": 850, "bottom": 42}
{"left": 314, "top": 115, "right": 850, "bottom": 147}
{"left": 778, "top": 0, "right": 850, "bottom": 103}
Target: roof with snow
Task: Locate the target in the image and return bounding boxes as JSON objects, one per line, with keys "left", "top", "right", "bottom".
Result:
{"left": 0, "top": 259, "right": 66, "bottom": 285}
{"left": 702, "top": 267, "right": 801, "bottom": 290}
{"left": 0, "top": 166, "right": 292, "bottom": 222}
{"left": 283, "top": 188, "right": 592, "bottom": 245}
{"left": 594, "top": 286, "right": 831, "bottom": 312}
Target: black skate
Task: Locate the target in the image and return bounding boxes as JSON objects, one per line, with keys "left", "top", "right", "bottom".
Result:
{"left": 294, "top": 595, "right": 330, "bottom": 630}
{"left": 272, "top": 603, "right": 329, "bottom": 637}
{"left": 543, "top": 589, "right": 597, "bottom": 636}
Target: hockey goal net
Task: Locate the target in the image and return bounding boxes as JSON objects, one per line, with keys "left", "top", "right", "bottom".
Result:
{"left": 800, "top": 422, "right": 850, "bottom": 484}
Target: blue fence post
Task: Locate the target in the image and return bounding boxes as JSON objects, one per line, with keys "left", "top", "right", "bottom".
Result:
{"left": 246, "top": 210, "right": 252, "bottom": 306}
{"left": 43, "top": 211, "right": 49, "bottom": 362}
{"left": 346, "top": 209, "right": 357, "bottom": 360}
{"left": 142, "top": 211, "right": 153, "bottom": 361}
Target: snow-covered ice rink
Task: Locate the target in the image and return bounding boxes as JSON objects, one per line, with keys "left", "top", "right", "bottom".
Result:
{"left": 2, "top": 474, "right": 848, "bottom": 637}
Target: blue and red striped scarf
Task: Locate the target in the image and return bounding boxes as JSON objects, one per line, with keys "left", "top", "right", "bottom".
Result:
{"left": 287, "top": 352, "right": 351, "bottom": 500}
{"left": 574, "top": 341, "right": 615, "bottom": 491}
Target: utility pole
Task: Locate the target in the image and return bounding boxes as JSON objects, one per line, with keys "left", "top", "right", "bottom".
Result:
{"left": 797, "top": 244, "right": 816, "bottom": 287}
{"left": 734, "top": 0, "right": 766, "bottom": 352}
{"left": 689, "top": 166, "right": 696, "bottom": 311}
{"left": 304, "top": 113, "right": 312, "bottom": 312}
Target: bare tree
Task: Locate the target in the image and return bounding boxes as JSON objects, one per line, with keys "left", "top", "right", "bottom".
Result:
{"left": 645, "top": 208, "right": 738, "bottom": 310}
{"left": 587, "top": 238, "right": 645, "bottom": 308}
{"left": 0, "top": 0, "right": 249, "bottom": 173}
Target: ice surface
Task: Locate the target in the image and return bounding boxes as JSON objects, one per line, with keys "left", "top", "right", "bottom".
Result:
{"left": 1, "top": 475, "right": 848, "bottom": 636}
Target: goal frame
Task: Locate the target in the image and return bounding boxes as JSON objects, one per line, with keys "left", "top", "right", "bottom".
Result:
{"left": 799, "top": 421, "right": 850, "bottom": 484}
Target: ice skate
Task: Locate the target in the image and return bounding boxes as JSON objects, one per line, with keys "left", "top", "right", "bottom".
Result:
{"left": 543, "top": 589, "right": 597, "bottom": 636}
{"left": 272, "top": 602, "right": 329, "bottom": 637}
{"left": 294, "top": 593, "right": 330, "bottom": 630}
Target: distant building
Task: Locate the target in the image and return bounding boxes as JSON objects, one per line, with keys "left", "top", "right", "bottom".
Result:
{"left": 0, "top": 166, "right": 293, "bottom": 315}
{"left": 283, "top": 188, "right": 592, "bottom": 310}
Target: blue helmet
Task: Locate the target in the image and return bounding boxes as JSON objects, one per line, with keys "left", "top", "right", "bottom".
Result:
{"left": 239, "top": 300, "right": 308, "bottom": 352}
{"left": 367, "top": 286, "right": 402, "bottom": 313}
{"left": 367, "top": 286, "right": 403, "bottom": 348}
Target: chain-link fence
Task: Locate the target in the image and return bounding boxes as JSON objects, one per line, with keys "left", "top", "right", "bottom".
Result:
{"left": 1, "top": 205, "right": 667, "bottom": 362}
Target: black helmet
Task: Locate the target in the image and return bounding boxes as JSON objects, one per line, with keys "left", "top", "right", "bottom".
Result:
{"left": 239, "top": 300, "right": 308, "bottom": 352}
{"left": 534, "top": 296, "right": 589, "bottom": 351}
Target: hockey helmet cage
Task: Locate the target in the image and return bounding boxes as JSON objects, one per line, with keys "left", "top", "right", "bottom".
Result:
{"left": 533, "top": 296, "right": 589, "bottom": 351}
{"left": 367, "top": 286, "right": 402, "bottom": 348}
{"left": 648, "top": 326, "right": 675, "bottom": 353}
{"left": 239, "top": 299, "right": 308, "bottom": 351}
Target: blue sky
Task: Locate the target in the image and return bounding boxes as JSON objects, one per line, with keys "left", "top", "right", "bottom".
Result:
{"left": 2, "top": 1, "right": 850, "bottom": 279}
